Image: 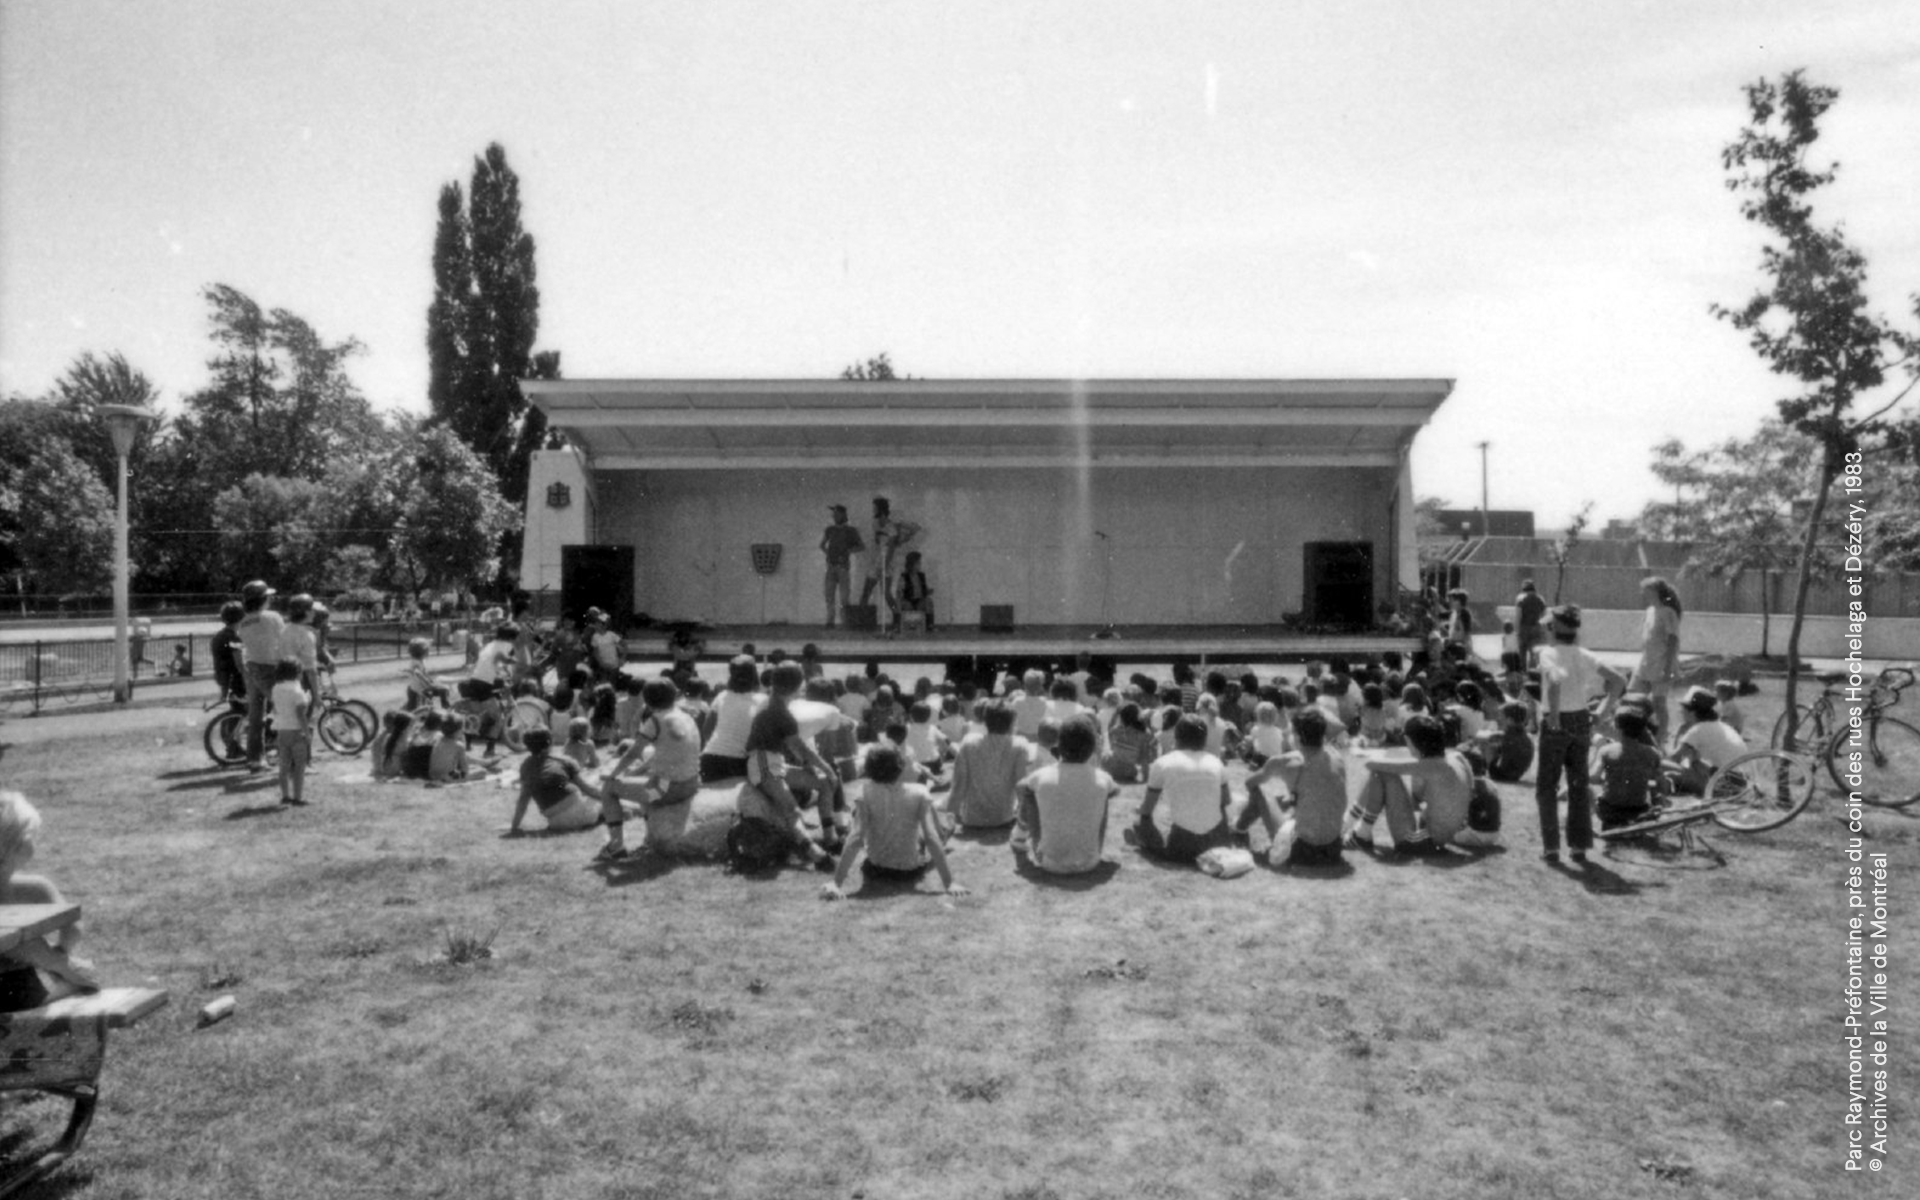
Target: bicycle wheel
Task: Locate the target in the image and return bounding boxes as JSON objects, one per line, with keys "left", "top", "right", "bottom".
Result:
{"left": 1771, "top": 701, "right": 1829, "bottom": 751}
{"left": 504, "top": 699, "right": 548, "bottom": 752}
{"left": 339, "top": 698, "right": 378, "bottom": 737}
{"left": 316, "top": 705, "right": 372, "bottom": 756}
{"left": 203, "top": 710, "right": 248, "bottom": 766}
{"left": 1707, "top": 750, "right": 1815, "bottom": 832}
{"left": 1849, "top": 716, "right": 1920, "bottom": 809}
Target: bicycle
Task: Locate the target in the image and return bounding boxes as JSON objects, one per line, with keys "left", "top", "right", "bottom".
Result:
{"left": 316, "top": 669, "right": 378, "bottom": 753}
{"left": 1771, "top": 665, "right": 1918, "bottom": 809}
{"left": 203, "top": 692, "right": 371, "bottom": 767}
{"left": 416, "top": 682, "right": 549, "bottom": 754}
{"left": 1597, "top": 747, "right": 1817, "bottom": 851}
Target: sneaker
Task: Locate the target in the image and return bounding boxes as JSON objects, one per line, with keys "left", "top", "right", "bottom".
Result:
{"left": 1541, "top": 850, "right": 1561, "bottom": 864}
{"left": 1342, "top": 831, "right": 1374, "bottom": 852}
{"left": 592, "top": 843, "right": 630, "bottom": 863}
{"left": 282, "top": 796, "right": 309, "bottom": 807}
{"left": 1570, "top": 851, "right": 1589, "bottom": 865}
{"left": 813, "top": 853, "right": 838, "bottom": 874}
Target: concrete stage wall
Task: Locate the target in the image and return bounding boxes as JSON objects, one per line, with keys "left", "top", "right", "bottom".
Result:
{"left": 596, "top": 466, "right": 1399, "bottom": 627}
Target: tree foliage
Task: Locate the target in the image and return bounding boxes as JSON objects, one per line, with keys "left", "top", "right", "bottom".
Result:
{"left": 427, "top": 144, "right": 558, "bottom": 512}
{"left": 841, "top": 352, "right": 909, "bottom": 381}
{"left": 385, "top": 423, "right": 520, "bottom": 597}
{"left": 0, "top": 432, "right": 115, "bottom": 596}
{"left": 1711, "top": 71, "right": 1919, "bottom": 718}
{"left": 178, "top": 284, "right": 385, "bottom": 483}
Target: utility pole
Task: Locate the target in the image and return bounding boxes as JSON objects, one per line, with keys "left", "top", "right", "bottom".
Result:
{"left": 1475, "top": 440, "right": 1490, "bottom": 538}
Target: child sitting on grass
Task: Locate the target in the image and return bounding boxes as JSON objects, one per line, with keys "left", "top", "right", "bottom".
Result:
{"left": 597, "top": 677, "right": 705, "bottom": 861}
{"left": 1596, "top": 708, "right": 1669, "bottom": 830}
{"left": 1482, "top": 700, "right": 1535, "bottom": 783}
{"left": 1348, "top": 714, "right": 1502, "bottom": 855}
{"left": 1235, "top": 707, "right": 1347, "bottom": 867}
{"left": 1013, "top": 715, "right": 1120, "bottom": 875}
{"left": 1132, "top": 715, "right": 1233, "bottom": 865}
{"left": 0, "top": 791, "right": 99, "bottom": 1010}
{"left": 561, "top": 717, "right": 600, "bottom": 771}
{"left": 509, "top": 726, "right": 610, "bottom": 835}
{"left": 428, "top": 712, "right": 489, "bottom": 784}
{"left": 821, "top": 746, "right": 967, "bottom": 899}
{"left": 902, "top": 701, "right": 950, "bottom": 776}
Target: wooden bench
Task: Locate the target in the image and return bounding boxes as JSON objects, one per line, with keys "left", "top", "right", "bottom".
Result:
{"left": 0, "top": 905, "right": 169, "bottom": 1197}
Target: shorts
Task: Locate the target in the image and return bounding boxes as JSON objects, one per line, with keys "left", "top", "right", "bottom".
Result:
{"left": 861, "top": 859, "right": 930, "bottom": 883}
{"left": 700, "top": 753, "right": 748, "bottom": 782}
{"left": 276, "top": 729, "right": 311, "bottom": 771}
{"left": 1286, "top": 838, "right": 1344, "bottom": 867}
{"left": 540, "top": 792, "right": 602, "bottom": 832}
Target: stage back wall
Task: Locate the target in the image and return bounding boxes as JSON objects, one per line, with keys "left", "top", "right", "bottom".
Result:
{"left": 519, "top": 378, "right": 1451, "bottom": 628}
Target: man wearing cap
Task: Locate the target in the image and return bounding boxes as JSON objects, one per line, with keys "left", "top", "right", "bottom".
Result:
{"left": 819, "top": 504, "right": 865, "bottom": 628}
{"left": 235, "top": 580, "right": 286, "bottom": 771}
{"left": 1533, "top": 604, "right": 1626, "bottom": 865}
{"left": 857, "top": 496, "right": 922, "bottom": 628}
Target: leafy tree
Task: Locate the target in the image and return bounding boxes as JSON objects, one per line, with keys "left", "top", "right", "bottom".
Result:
{"left": 1, "top": 435, "right": 114, "bottom": 598}
{"left": 1545, "top": 502, "right": 1595, "bottom": 604}
{"left": 386, "top": 424, "right": 520, "bottom": 599}
{"left": 427, "top": 144, "right": 558, "bottom": 511}
{"left": 1641, "top": 424, "right": 1813, "bottom": 654}
{"left": 841, "top": 352, "right": 908, "bottom": 381}
{"left": 179, "top": 284, "right": 385, "bottom": 483}
{"left": 210, "top": 474, "right": 332, "bottom": 588}
{"left": 1711, "top": 71, "right": 1920, "bottom": 735}
{"left": 50, "top": 350, "right": 162, "bottom": 494}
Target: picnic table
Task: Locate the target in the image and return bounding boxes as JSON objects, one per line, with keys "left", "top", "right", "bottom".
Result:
{"left": 0, "top": 903, "right": 168, "bottom": 1197}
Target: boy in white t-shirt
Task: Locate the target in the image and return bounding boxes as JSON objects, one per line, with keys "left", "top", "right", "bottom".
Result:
{"left": 1133, "top": 715, "right": 1233, "bottom": 865}
{"left": 1014, "top": 716, "right": 1119, "bottom": 875}
{"left": 1669, "top": 687, "right": 1747, "bottom": 795}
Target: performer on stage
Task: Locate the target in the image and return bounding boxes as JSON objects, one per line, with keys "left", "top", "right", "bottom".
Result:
{"left": 858, "top": 495, "right": 921, "bottom": 626}
{"left": 819, "top": 504, "right": 865, "bottom": 628}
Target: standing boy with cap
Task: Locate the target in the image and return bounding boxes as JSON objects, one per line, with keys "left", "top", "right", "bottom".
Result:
{"left": 235, "top": 580, "right": 285, "bottom": 771}
{"left": 819, "top": 504, "right": 865, "bottom": 627}
{"left": 1534, "top": 604, "right": 1626, "bottom": 864}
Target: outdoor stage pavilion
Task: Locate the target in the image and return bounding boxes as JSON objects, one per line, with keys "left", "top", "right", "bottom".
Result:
{"left": 517, "top": 378, "right": 1451, "bottom": 668}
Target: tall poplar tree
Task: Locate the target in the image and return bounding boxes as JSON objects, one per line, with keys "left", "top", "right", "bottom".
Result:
{"left": 425, "top": 143, "right": 559, "bottom": 511}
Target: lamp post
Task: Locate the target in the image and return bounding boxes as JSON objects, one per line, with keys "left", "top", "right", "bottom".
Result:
{"left": 97, "top": 404, "right": 155, "bottom": 703}
{"left": 1475, "top": 440, "right": 1491, "bottom": 538}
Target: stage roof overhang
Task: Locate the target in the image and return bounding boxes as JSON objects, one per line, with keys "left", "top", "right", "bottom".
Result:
{"left": 523, "top": 378, "right": 1452, "bottom": 470}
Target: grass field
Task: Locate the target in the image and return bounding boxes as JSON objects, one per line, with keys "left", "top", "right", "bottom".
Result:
{"left": 0, "top": 672, "right": 1913, "bottom": 1199}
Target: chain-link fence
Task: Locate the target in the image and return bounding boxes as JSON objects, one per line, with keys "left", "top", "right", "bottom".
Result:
{"left": 0, "top": 618, "right": 477, "bottom": 716}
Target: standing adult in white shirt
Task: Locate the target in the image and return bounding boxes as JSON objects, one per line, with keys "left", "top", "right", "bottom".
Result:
{"left": 1534, "top": 605, "right": 1626, "bottom": 865}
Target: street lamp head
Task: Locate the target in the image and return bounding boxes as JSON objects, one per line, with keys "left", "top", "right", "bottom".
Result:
{"left": 96, "top": 404, "right": 156, "bottom": 459}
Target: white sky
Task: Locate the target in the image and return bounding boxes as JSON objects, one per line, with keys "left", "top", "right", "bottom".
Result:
{"left": 3, "top": 0, "right": 1917, "bottom": 528}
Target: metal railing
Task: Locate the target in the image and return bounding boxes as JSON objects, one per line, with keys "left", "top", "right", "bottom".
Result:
{"left": 0, "top": 618, "right": 476, "bottom": 716}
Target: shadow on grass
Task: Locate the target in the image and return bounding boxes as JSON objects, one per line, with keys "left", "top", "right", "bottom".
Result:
{"left": 1553, "top": 858, "right": 1649, "bottom": 895}
{"left": 224, "top": 801, "right": 289, "bottom": 821}
{"left": 952, "top": 824, "right": 1013, "bottom": 847}
{"left": 159, "top": 765, "right": 235, "bottom": 781}
{"left": 590, "top": 850, "right": 699, "bottom": 886}
{"left": 1012, "top": 856, "right": 1121, "bottom": 890}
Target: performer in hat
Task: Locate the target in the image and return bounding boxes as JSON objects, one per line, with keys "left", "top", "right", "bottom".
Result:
{"left": 819, "top": 504, "right": 865, "bottom": 628}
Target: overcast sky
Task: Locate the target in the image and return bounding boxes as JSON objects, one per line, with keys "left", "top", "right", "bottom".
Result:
{"left": 4, "top": 0, "right": 1917, "bottom": 528}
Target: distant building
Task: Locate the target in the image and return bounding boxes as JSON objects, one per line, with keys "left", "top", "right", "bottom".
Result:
{"left": 1430, "top": 508, "right": 1535, "bottom": 539}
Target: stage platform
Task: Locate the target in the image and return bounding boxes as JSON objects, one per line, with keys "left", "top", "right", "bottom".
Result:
{"left": 640, "top": 624, "right": 1420, "bottom": 670}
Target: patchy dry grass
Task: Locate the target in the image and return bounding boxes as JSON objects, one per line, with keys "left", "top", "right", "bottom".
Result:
{"left": 0, "top": 678, "right": 1914, "bottom": 1199}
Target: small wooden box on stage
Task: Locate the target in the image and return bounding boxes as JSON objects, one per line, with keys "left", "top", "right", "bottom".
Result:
{"left": 842, "top": 604, "right": 880, "bottom": 631}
